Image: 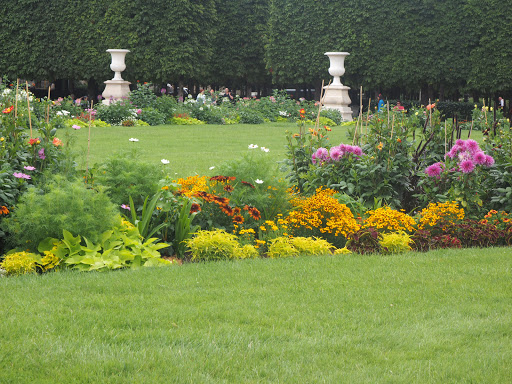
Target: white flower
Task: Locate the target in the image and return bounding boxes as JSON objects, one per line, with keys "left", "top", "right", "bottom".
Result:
{"left": 209, "top": 166, "right": 215, "bottom": 170}
{"left": 161, "top": 159, "right": 170, "bottom": 164}
{"left": 199, "top": 107, "right": 204, "bottom": 111}
{"left": 129, "top": 138, "right": 139, "bottom": 142}
{"left": 248, "top": 144, "right": 258, "bottom": 149}
{"left": 260, "top": 147, "right": 270, "bottom": 152}
{"left": 255, "top": 179, "right": 264, "bottom": 184}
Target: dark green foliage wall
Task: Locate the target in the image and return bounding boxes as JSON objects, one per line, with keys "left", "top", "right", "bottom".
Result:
{"left": 0, "top": 0, "right": 511, "bottom": 98}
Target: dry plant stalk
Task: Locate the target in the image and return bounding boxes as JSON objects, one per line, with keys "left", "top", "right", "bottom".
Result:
{"left": 14, "top": 79, "right": 19, "bottom": 123}
{"left": 25, "top": 82, "right": 33, "bottom": 138}
{"left": 46, "top": 86, "right": 51, "bottom": 123}
{"left": 86, "top": 100, "right": 94, "bottom": 180}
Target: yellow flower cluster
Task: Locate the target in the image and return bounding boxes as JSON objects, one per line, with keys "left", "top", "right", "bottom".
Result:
{"left": 364, "top": 206, "right": 416, "bottom": 233}
{"left": 286, "top": 188, "right": 360, "bottom": 237}
{"left": 175, "top": 175, "right": 208, "bottom": 197}
{"left": 417, "top": 201, "right": 465, "bottom": 229}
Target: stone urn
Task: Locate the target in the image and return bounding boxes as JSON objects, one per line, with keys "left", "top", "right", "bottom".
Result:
{"left": 322, "top": 52, "right": 352, "bottom": 121}
{"left": 102, "top": 49, "right": 131, "bottom": 105}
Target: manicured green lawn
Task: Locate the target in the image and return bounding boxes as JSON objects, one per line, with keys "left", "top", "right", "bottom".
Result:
{"left": 69, "top": 122, "right": 352, "bottom": 178}
{"left": 1, "top": 248, "right": 511, "bottom": 383}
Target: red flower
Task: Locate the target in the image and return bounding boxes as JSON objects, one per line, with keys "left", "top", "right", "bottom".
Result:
{"left": 241, "top": 181, "right": 255, "bottom": 188}
{"left": 2, "top": 106, "right": 14, "bottom": 114}
{"left": 29, "top": 138, "right": 40, "bottom": 145}
{"left": 220, "top": 205, "right": 234, "bottom": 216}
{"left": 190, "top": 203, "right": 201, "bottom": 214}
{"left": 299, "top": 108, "right": 306, "bottom": 118}
{"left": 223, "top": 185, "right": 234, "bottom": 193}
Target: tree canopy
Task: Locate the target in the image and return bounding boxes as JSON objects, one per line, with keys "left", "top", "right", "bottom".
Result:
{"left": 0, "top": 0, "right": 510, "bottom": 99}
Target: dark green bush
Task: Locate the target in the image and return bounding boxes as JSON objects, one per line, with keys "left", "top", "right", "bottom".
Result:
{"left": 93, "top": 152, "right": 161, "bottom": 209}
{"left": 2, "top": 176, "right": 120, "bottom": 250}
{"left": 238, "top": 110, "right": 265, "bottom": 124}
{"left": 140, "top": 107, "right": 166, "bottom": 126}
{"left": 95, "top": 101, "right": 136, "bottom": 125}
{"left": 436, "top": 101, "right": 475, "bottom": 120}
{"left": 129, "top": 83, "right": 157, "bottom": 108}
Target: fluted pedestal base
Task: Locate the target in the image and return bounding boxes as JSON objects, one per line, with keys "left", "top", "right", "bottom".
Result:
{"left": 322, "top": 84, "right": 352, "bottom": 121}
{"left": 102, "top": 80, "right": 131, "bottom": 105}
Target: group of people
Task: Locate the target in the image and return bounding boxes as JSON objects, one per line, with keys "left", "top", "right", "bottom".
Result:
{"left": 195, "top": 87, "right": 235, "bottom": 104}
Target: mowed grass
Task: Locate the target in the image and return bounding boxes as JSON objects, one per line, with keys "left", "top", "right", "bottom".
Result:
{"left": 1, "top": 248, "right": 511, "bottom": 383}
{"left": 70, "top": 122, "right": 352, "bottom": 178}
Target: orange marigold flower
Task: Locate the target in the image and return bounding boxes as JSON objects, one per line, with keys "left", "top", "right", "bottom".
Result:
{"left": 233, "top": 215, "right": 244, "bottom": 224}
{"left": 28, "top": 138, "right": 39, "bottom": 145}
{"left": 221, "top": 205, "right": 234, "bottom": 216}
{"left": 248, "top": 206, "right": 261, "bottom": 221}
{"left": 53, "top": 137, "right": 63, "bottom": 146}
{"left": 0, "top": 206, "right": 9, "bottom": 215}
{"left": 223, "top": 185, "right": 234, "bottom": 193}
{"left": 233, "top": 207, "right": 241, "bottom": 215}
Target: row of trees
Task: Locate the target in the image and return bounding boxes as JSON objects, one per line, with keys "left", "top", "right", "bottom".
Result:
{"left": 0, "top": 0, "right": 510, "bottom": 101}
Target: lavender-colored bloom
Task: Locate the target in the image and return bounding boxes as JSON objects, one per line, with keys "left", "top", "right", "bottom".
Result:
{"left": 97, "top": 95, "right": 103, "bottom": 100}
{"left": 160, "top": 88, "right": 167, "bottom": 94}
{"left": 72, "top": 124, "right": 81, "bottom": 130}
{"left": 473, "top": 151, "right": 486, "bottom": 165}
{"left": 24, "top": 165, "right": 36, "bottom": 171}
{"left": 312, "top": 152, "right": 317, "bottom": 165}
{"left": 329, "top": 146, "right": 343, "bottom": 161}
{"left": 425, "top": 162, "right": 443, "bottom": 177}
{"left": 484, "top": 155, "right": 495, "bottom": 167}
{"left": 460, "top": 159, "right": 475, "bottom": 173}
{"left": 38, "top": 148, "right": 46, "bottom": 160}
{"left": 121, "top": 204, "right": 131, "bottom": 211}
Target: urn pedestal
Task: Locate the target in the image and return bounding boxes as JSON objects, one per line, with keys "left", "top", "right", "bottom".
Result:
{"left": 102, "top": 49, "right": 131, "bottom": 105}
{"left": 322, "top": 52, "right": 352, "bottom": 121}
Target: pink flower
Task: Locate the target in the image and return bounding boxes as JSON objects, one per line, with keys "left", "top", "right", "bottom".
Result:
{"left": 473, "top": 151, "right": 486, "bottom": 165}
{"left": 484, "top": 155, "right": 495, "bottom": 167}
{"left": 329, "top": 147, "right": 343, "bottom": 161}
{"left": 465, "top": 139, "right": 480, "bottom": 154}
{"left": 24, "top": 166, "right": 36, "bottom": 171}
{"left": 460, "top": 159, "right": 475, "bottom": 173}
{"left": 314, "top": 148, "right": 329, "bottom": 163}
{"left": 425, "top": 162, "right": 443, "bottom": 177}
{"left": 121, "top": 204, "right": 131, "bottom": 211}
{"left": 38, "top": 148, "right": 46, "bottom": 160}
{"left": 13, "top": 172, "right": 31, "bottom": 179}
{"left": 136, "top": 109, "right": 142, "bottom": 115}
{"left": 72, "top": 125, "right": 81, "bottom": 130}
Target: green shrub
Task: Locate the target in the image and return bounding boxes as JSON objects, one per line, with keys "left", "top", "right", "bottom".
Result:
{"left": 95, "top": 102, "right": 136, "bottom": 125}
{"left": 129, "top": 83, "right": 157, "bottom": 108}
{"left": 93, "top": 153, "right": 161, "bottom": 208}
{"left": 185, "top": 229, "right": 257, "bottom": 261}
{"left": 320, "top": 109, "right": 343, "bottom": 125}
{"left": 379, "top": 231, "right": 413, "bottom": 254}
{"left": 140, "top": 107, "right": 166, "bottom": 126}
{"left": 3, "top": 176, "right": 120, "bottom": 250}
{"left": 436, "top": 101, "right": 475, "bottom": 120}
{"left": 0, "top": 251, "right": 37, "bottom": 276}
{"left": 216, "top": 148, "right": 291, "bottom": 221}
{"left": 154, "top": 95, "right": 179, "bottom": 121}
{"left": 238, "top": 110, "right": 265, "bottom": 124}
{"left": 39, "top": 222, "right": 171, "bottom": 272}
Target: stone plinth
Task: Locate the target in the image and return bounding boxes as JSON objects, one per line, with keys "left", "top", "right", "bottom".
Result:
{"left": 322, "top": 84, "right": 352, "bottom": 121}
{"left": 102, "top": 80, "right": 131, "bottom": 105}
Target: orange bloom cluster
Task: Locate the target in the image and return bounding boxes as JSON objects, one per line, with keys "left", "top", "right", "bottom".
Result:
{"left": 481, "top": 210, "right": 510, "bottom": 229}
{"left": 286, "top": 187, "right": 360, "bottom": 237}
{"left": 175, "top": 175, "right": 208, "bottom": 197}
{"left": 0, "top": 205, "right": 9, "bottom": 215}
{"left": 364, "top": 206, "right": 416, "bottom": 233}
{"left": 417, "top": 201, "right": 465, "bottom": 230}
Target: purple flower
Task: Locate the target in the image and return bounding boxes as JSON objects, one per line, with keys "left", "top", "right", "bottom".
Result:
{"left": 485, "top": 155, "right": 495, "bottom": 167}
{"left": 24, "top": 165, "right": 36, "bottom": 171}
{"left": 13, "top": 172, "right": 31, "bottom": 179}
{"left": 460, "top": 159, "right": 475, "bottom": 173}
{"left": 425, "top": 162, "right": 443, "bottom": 177}
{"left": 160, "top": 88, "right": 167, "bottom": 94}
{"left": 38, "top": 148, "right": 46, "bottom": 160}
{"left": 72, "top": 124, "right": 81, "bottom": 130}
{"left": 455, "top": 139, "right": 465, "bottom": 148}
{"left": 473, "top": 151, "right": 486, "bottom": 165}
{"left": 352, "top": 146, "right": 363, "bottom": 156}
{"left": 329, "top": 146, "right": 343, "bottom": 161}
{"left": 97, "top": 95, "right": 103, "bottom": 100}
{"left": 121, "top": 204, "right": 131, "bottom": 211}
